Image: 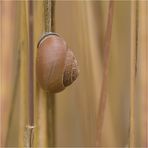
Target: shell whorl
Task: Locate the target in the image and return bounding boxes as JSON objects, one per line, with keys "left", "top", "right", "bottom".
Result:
{"left": 63, "top": 50, "right": 79, "bottom": 87}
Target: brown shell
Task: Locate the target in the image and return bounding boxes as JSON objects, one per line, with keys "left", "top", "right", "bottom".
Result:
{"left": 36, "top": 33, "right": 79, "bottom": 93}
{"left": 63, "top": 50, "right": 79, "bottom": 86}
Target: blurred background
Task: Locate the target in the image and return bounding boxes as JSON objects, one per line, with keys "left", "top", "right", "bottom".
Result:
{"left": 1, "top": 0, "right": 148, "bottom": 147}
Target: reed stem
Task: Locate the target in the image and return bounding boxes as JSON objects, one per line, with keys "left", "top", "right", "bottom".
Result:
{"left": 96, "top": 1, "right": 114, "bottom": 146}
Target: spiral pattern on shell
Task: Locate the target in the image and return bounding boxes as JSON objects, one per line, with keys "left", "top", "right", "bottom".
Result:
{"left": 36, "top": 32, "right": 79, "bottom": 93}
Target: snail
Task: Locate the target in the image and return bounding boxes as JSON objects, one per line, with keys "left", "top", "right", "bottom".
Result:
{"left": 36, "top": 32, "right": 79, "bottom": 93}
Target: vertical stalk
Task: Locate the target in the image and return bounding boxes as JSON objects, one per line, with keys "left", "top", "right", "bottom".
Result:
{"left": 44, "top": 0, "right": 51, "bottom": 32}
{"left": 28, "top": 0, "right": 34, "bottom": 127}
{"left": 38, "top": 0, "right": 55, "bottom": 146}
{"left": 51, "top": 0, "right": 55, "bottom": 32}
{"left": 138, "top": 1, "right": 148, "bottom": 146}
{"left": 129, "top": 1, "right": 138, "bottom": 147}
{"left": 44, "top": 0, "right": 55, "bottom": 32}
{"left": 96, "top": 0, "right": 114, "bottom": 146}
{"left": 19, "top": 1, "right": 28, "bottom": 146}
{"left": 47, "top": 1, "right": 55, "bottom": 146}
{"left": 44, "top": 0, "right": 55, "bottom": 146}
{"left": 26, "top": 0, "right": 35, "bottom": 147}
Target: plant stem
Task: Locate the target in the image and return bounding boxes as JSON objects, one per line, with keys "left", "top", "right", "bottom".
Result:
{"left": 129, "top": 1, "right": 138, "bottom": 147}
{"left": 44, "top": 0, "right": 55, "bottom": 32}
{"left": 28, "top": 0, "right": 34, "bottom": 128}
{"left": 27, "top": 0, "right": 34, "bottom": 147}
{"left": 96, "top": 0, "right": 114, "bottom": 146}
{"left": 43, "top": 0, "right": 55, "bottom": 146}
{"left": 51, "top": 0, "right": 55, "bottom": 32}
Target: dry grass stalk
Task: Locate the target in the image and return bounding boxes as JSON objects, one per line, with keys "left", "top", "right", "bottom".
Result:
{"left": 138, "top": 1, "right": 148, "bottom": 146}
{"left": 129, "top": 1, "right": 137, "bottom": 147}
{"left": 37, "top": 0, "right": 55, "bottom": 146}
{"left": 96, "top": 0, "right": 114, "bottom": 146}
{"left": 19, "top": 1, "right": 28, "bottom": 146}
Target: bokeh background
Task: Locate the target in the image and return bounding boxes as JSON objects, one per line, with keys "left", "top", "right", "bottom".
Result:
{"left": 1, "top": 0, "right": 148, "bottom": 147}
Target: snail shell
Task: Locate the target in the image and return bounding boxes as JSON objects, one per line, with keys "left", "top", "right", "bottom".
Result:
{"left": 36, "top": 32, "right": 79, "bottom": 93}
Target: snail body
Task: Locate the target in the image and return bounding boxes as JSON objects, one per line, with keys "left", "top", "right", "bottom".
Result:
{"left": 36, "top": 32, "right": 79, "bottom": 93}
